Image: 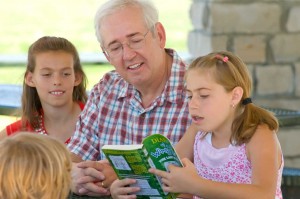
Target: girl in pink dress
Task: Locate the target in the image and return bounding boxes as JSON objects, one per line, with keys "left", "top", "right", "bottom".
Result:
{"left": 150, "top": 51, "right": 283, "bottom": 199}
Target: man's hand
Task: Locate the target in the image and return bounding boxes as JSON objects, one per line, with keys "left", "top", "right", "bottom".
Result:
{"left": 71, "top": 160, "right": 117, "bottom": 196}
{"left": 77, "top": 160, "right": 118, "bottom": 189}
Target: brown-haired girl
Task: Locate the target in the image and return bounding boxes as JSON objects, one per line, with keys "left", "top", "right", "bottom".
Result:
{"left": 0, "top": 36, "right": 87, "bottom": 144}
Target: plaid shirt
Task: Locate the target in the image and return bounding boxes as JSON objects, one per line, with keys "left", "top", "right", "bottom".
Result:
{"left": 68, "top": 49, "right": 191, "bottom": 160}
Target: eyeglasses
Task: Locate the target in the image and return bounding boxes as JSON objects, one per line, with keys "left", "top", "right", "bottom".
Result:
{"left": 103, "top": 29, "right": 150, "bottom": 58}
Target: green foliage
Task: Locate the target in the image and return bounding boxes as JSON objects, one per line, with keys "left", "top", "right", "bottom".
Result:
{"left": 0, "top": 0, "right": 192, "bottom": 86}
{"left": 0, "top": 0, "right": 192, "bottom": 54}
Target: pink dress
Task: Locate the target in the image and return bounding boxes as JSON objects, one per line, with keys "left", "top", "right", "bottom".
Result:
{"left": 193, "top": 132, "right": 283, "bottom": 199}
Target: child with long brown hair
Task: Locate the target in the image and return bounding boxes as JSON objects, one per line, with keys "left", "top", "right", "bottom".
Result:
{"left": 0, "top": 36, "right": 87, "bottom": 144}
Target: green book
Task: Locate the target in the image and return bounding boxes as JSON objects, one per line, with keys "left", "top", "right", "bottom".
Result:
{"left": 102, "top": 134, "right": 182, "bottom": 199}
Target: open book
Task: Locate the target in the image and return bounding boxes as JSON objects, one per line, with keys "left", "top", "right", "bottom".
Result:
{"left": 102, "top": 134, "right": 182, "bottom": 199}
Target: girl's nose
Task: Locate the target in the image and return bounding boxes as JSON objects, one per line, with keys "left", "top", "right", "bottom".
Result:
{"left": 189, "top": 97, "right": 199, "bottom": 109}
{"left": 53, "top": 74, "right": 62, "bottom": 86}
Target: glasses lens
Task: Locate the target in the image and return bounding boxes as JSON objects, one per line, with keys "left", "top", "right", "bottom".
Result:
{"left": 106, "top": 30, "right": 149, "bottom": 58}
{"left": 129, "top": 36, "right": 145, "bottom": 49}
{"left": 107, "top": 43, "right": 122, "bottom": 57}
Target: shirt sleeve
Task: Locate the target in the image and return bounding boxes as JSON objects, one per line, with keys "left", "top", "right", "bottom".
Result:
{"left": 6, "top": 119, "right": 34, "bottom": 135}
{"left": 67, "top": 84, "right": 102, "bottom": 161}
{"left": 6, "top": 120, "right": 23, "bottom": 135}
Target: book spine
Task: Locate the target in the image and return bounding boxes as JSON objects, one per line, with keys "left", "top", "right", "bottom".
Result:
{"left": 142, "top": 146, "right": 173, "bottom": 199}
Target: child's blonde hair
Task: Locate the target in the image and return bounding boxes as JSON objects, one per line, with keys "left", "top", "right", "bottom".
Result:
{"left": 187, "top": 51, "right": 278, "bottom": 145}
{"left": 0, "top": 133, "right": 72, "bottom": 199}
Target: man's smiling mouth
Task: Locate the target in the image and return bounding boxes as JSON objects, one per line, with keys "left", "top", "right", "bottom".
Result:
{"left": 128, "top": 63, "right": 142, "bottom": 70}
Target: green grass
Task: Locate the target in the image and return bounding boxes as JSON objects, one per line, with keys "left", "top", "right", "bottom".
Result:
{"left": 0, "top": 0, "right": 192, "bottom": 126}
{"left": 0, "top": 0, "right": 192, "bottom": 86}
{"left": 82, "top": 64, "right": 114, "bottom": 90}
{"left": 0, "top": 0, "right": 192, "bottom": 54}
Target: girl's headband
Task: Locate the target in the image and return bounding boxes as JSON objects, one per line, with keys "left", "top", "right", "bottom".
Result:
{"left": 215, "top": 54, "right": 229, "bottom": 63}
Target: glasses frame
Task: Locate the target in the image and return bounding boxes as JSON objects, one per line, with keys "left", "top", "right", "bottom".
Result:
{"left": 102, "top": 29, "right": 151, "bottom": 59}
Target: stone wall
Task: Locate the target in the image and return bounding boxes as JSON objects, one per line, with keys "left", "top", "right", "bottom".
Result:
{"left": 188, "top": 0, "right": 300, "bottom": 110}
{"left": 278, "top": 125, "right": 300, "bottom": 168}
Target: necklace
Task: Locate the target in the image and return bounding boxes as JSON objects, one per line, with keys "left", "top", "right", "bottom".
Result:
{"left": 34, "top": 113, "right": 47, "bottom": 135}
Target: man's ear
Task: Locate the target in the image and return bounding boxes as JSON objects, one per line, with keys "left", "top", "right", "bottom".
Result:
{"left": 155, "top": 22, "right": 166, "bottom": 48}
{"left": 25, "top": 72, "right": 35, "bottom": 87}
{"left": 232, "top": 86, "right": 243, "bottom": 105}
{"left": 74, "top": 73, "right": 83, "bottom": 86}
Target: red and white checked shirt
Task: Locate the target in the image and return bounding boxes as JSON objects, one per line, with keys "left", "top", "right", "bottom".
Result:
{"left": 68, "top": 49, "right": 191, "bottom": 160}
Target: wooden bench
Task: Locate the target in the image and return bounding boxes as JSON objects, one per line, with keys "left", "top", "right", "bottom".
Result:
{"left": 0, "top": 84, "right": 22, "bottom": 115}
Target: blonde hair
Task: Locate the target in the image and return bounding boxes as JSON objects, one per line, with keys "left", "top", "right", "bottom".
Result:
{"left": 0, "top": 133, "right": 72, "bottom": 199}
{"left": 187, "top": 51, "right": 278, "bottom": 145}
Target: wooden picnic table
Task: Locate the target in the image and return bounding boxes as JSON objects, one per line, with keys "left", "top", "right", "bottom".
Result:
{"left": 68, "top": 193, "right": 111, "bottom": 199}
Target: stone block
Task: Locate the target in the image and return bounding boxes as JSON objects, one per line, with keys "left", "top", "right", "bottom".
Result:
{"left": 278, "top": 125, "right": 300, "bottom": 168}
{"left": 287, "top": 6, "right": 300, "bottom": 32}
{"left": 256, "top": 65, "right": 293, "bottom": 96}
{"left": 190, "top": 2, "right": 206, "bottom": 30}
{"left": 188, "top": 32, "right": 227, "bottom": 57}
{"left": 271, "top": 34, "right": 300, "bottom": 62}
{"left": 234, "top": 36, "right": 266, "bottom": 63}
{"left": 296, "top": 63, "right": 300, "bottom": 96}
{"left": 208, "top": 3, "right": 280, "bottom": 33}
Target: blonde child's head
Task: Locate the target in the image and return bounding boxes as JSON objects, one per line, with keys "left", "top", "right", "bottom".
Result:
{"left": 186, "top": 51, "right": 278, "bottom": 145}
{"left": 0, "top": 133, "right": 72, "bottom": 199}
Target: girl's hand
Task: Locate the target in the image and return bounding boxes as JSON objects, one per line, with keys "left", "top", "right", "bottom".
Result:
{"left": 110, "top": 178, "right": 140, "bottom": 199}
{"left": 149, "top": 158, "right": 199, "bottom": 194}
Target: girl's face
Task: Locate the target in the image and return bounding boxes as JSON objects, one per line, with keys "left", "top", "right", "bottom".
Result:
{"left": 25, "top": 51, "right": 81, "bottom": 108}
{"left": 186, "top": 68, "right": 236, "bottom": 134}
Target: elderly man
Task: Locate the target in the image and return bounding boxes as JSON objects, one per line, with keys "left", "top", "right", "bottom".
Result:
{"left": 68, "top": 0, "right": 191, "bottom": 196}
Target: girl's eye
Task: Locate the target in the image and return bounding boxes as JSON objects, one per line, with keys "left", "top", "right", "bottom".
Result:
{"left": 41, "top": 73, "right": 50, "bottom": 77}
{"left": 187, "top": 95, "right": 192, "bottom": 100}
{"left": 63, "top": 73, "right": 71, "bottom": 76}
{"left": 200, "top": 95, "right": 209, "bottom": 98}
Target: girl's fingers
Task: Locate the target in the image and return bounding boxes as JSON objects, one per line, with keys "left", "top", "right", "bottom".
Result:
{"left": 149, "top": 168, "right": 168, "bottom": 178}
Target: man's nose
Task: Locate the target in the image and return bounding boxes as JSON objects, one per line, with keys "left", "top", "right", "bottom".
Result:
{"left": 122, "top": 43, "right": 136, "bottom": 60}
